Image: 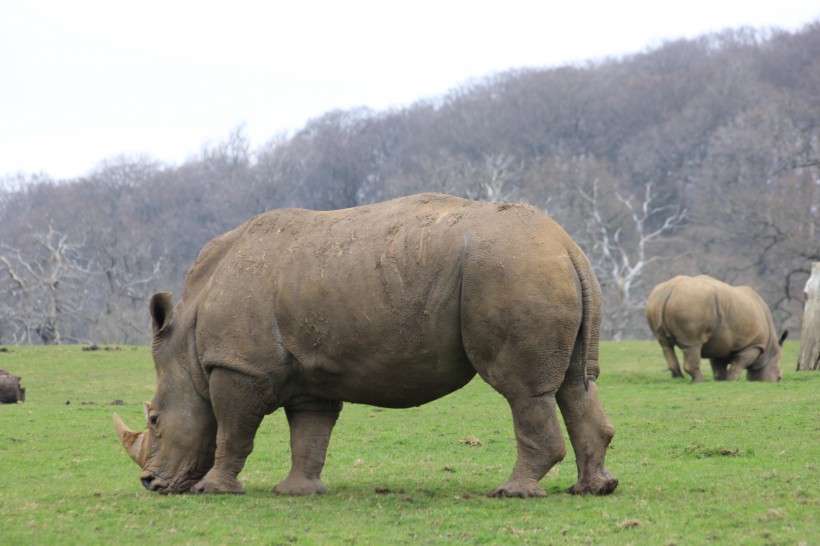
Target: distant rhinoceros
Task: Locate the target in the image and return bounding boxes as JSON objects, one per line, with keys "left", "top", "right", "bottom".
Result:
{"left": 114, "top": 193, "right": 618, "bottom": 498}
{"left": 646, "top": 275, "right": 786, "bottom": 382}
{"left": 0, "top": 369, "right": 25, "bottom": 403}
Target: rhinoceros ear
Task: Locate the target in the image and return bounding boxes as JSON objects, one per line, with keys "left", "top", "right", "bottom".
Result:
{"left": 149, "top": 292, "right": 174, "bottom": 335}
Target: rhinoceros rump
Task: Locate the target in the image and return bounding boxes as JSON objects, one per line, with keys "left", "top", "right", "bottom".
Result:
{"left": 114, "top": 193, "right": 618, "bottom": 497}
{"left": 646, "top": 274, "right": 786, "bottom": 382}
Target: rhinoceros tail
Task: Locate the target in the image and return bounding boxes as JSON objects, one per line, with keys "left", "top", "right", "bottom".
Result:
{"left": 568, "top": 248, "right": 602, "bottom": 391}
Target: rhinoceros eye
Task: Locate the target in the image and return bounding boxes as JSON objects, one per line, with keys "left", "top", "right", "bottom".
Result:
{"left": 148, "top": 413, "right": 159, "bottom": 427}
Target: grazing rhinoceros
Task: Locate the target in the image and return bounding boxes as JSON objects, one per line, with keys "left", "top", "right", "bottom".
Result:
{"left": 114, "top": 193, "right": 618, "bottom": 498}
{"left": 0, "top": 369, "right": 25, "bottom": 403}
{"left": 646, "top": 274, "right": 786, "bottom": 382}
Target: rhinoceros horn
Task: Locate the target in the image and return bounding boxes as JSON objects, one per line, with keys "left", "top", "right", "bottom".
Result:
{"left": 113, "top": 413, "right": 145, "bottom": 467}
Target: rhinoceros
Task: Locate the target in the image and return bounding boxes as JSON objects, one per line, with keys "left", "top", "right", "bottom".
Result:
{"left": 114, "top": 193, "right": 618, "bottom": 498}
{"left": 646, "top": 274, "right": 786, "bottom": 382}
{"left": 0, "top": 368, "right": 25, "bottom": 404}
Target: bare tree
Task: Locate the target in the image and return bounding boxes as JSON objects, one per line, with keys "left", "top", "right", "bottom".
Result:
{"left": 465, "top": 153, "right": 523, "bottom": 202}
{"left": 579, "top": 179, "right": 686, "bottom": 339}
{"left": 0, "top": 224, "right": 104, "bottom": 344}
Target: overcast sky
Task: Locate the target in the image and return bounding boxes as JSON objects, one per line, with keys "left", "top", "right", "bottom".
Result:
{"left": 2, "top": 0, "right": 818, "bottom": 180}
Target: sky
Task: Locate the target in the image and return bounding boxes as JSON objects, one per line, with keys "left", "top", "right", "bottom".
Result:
{"left": 1, "top": 0, "right": 818, "bottom": 181}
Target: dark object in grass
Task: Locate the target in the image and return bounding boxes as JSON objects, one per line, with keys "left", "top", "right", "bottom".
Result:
{"left": 0, "top": 368, "right": 25, "bottom": 404}
{"left": 82, "top": 345, "right": 121, "bottom": 352}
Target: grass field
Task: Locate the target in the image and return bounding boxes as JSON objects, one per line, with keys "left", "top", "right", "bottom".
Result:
{"left": 0, "top": 341, "right": 817, "bottom": 545}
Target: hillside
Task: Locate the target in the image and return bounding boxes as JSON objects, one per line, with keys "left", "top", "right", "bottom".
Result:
{"left": 1, "top": 23, "right": 818, "bottom": 344}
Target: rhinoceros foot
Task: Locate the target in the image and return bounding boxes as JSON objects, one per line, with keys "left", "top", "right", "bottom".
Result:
{"left": 273, "top": 475, "right": 328, "bottom": 495}
{"left": 487, "top": 478, "right": 547, "bottom": 499}
{"left": 191, "top": 471, "right": 245, "bottom": 494}
{"left": 567, "top": 470, "right": 619, "bottom": 496}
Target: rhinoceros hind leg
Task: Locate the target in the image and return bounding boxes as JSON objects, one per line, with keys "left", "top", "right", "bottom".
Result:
{"left": 658, "top": 339, "right": 684, "bottom": 378}
{"left": 557, "top": 379, "right": 618, "bottom": 496}
{"left": 567, "top": 471, "right": 619, "bottom": 496}
{"left": 488, "top": 478, "right": 547, "bottom": 498}
{"left": 273, "top": 475, "right": 328, "bottom": 495}
{"left": 273, "top": 402, "right": 341, "bottom": 496}
{"left": 486, "top": 394, "right": 565, "bottom": 498}
{"left": 682, "top": 346, "right": 705, "bottom": 382}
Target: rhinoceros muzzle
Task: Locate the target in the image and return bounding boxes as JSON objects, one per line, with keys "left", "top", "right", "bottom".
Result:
{"left": 140, "top": 469, "right": 204, "bottom": 494}
{"left": 140, "top": 471, "right": 178, "bottom": 494}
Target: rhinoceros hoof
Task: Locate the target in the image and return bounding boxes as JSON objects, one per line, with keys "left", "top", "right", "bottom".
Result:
{"left": 487, "top": 479, "right": 547, "bottom": 498}
{"left": 191, "top": 476, "right": 245, "bottom": 494}
{"left": 567, "top": 475, "right": 619, "bottom": 496}
{"left": 273, "top": 476, "right": 328, "bottom": 495}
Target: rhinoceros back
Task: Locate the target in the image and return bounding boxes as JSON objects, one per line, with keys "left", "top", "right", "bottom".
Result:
{"left": 181, "top": 193, "right": 597, "bottom": 407}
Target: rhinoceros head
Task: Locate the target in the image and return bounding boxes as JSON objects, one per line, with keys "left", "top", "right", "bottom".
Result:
{"left": 114, "top": 292, "right": 217, "bottom": 493}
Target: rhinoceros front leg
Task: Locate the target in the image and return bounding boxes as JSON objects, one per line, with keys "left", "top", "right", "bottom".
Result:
{"left": 556, "top": 379, "right": 618, "bottom": 495}
{"left": 192, "top": 369, "right": 266, "bottom": 494}
{"left": 487, "top": 394, "right": 566, "bottom": 498}
{"left": 725, "top": 347, "right": 763, "bottom": 381}
{"left": 710, "top": 357, "right": 730, "bottom": 380}
{"left": 273, "top": 401, "right": 341, "bottom": 495}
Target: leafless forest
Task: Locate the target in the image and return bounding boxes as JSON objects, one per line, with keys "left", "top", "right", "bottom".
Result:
{"left": 1, "top": 24, "right": 818, "bottom": 345}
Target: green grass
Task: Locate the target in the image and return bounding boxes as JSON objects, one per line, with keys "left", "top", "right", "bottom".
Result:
{"left": 0, "top": 342, "right": 817, "bottom": 545}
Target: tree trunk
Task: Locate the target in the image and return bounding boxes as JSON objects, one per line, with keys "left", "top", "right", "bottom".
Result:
{"left": 797, "top": 262, "right": 820, "bottom": 371}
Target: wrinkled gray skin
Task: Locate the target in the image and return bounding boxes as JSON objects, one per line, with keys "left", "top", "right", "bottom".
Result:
{"left": 0, "top": 369, "right": 25, "bottom": 404}
{"left": 646, "top": 275, "right": 786, "bottom": 382}
{"left": 114, "top": 193, "right": 618, "bottom": 498}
